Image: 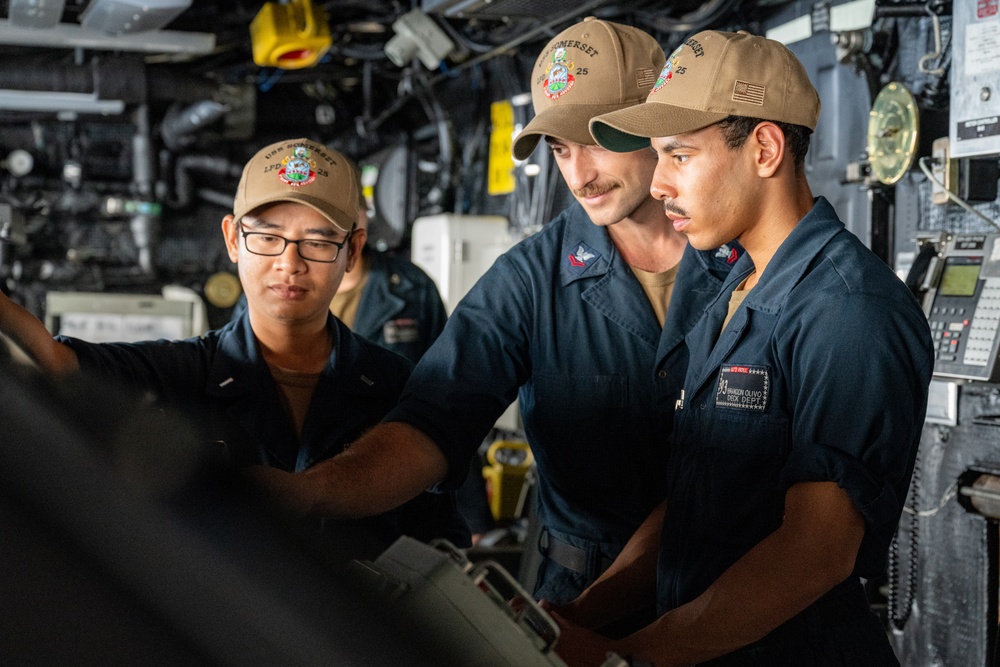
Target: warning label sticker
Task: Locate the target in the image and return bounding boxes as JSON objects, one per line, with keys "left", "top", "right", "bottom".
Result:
{"left": 967, "top": 20, "right": 1000, "bottom": 76}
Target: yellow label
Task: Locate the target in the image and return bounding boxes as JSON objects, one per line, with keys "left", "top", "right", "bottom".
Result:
{"left": 487, "top": 100, "right": 516, "bottom": 196}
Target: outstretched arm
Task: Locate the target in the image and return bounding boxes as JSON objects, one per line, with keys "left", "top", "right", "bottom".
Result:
{"left": 0, "top": 291, "right": 78, "bottom": 375}
{"left": 554, "top": 481, "right": 865, "bottom": 667}
{"left": 547, "top": 500, "right": 665, "bottom": 630}
{"left": 247, "top": 421, "right": 449, "bottom": 518}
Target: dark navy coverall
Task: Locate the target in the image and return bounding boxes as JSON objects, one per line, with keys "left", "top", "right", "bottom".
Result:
{"left": 385, "top": 201, "right": 738, "bottom": 604}
{"left": 660, "top": 198, "right": 933, "bottom": 665}
{"left": 350, "top": 250, "right": 448, "bottom": 365}
{"left": 59, "top": 313, "right": 470, "bottom": 558}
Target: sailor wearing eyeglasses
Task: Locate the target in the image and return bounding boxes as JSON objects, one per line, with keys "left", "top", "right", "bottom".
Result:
{"left": 228, "top": 156, "right": 449, "bottom": 366}
{"left": 0, "top": 137, "right": 470, "bottom": 560}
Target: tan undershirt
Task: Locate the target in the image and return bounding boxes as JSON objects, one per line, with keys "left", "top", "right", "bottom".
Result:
{"left": 331, "top": 264, "right": 370, "bottom": 329}
{"left": 270, "top": 365, "right": 321, "bottom": 438}
{"left": 630, "top": 263, "right": 680, "bottom": 328}
{"left": 720, "top": 274, "right": 755, "bottom": 334}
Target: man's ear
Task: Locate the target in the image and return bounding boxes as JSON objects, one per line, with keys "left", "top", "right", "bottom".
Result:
{"left": 345, "top": 228, "right": 367, "bottom": 272}
{"left": 752, "top": 122, "right": 787, "bottom": 178}
{"left": 222, "top": 215, "right": 240, "bottom": 263}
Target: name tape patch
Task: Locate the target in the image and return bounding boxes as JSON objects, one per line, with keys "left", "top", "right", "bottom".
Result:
{"left": 715, "top": 364, "right": 770, "bottom": 411}
{"left": 383, "top": 318, "right": 420, "bottom": 344}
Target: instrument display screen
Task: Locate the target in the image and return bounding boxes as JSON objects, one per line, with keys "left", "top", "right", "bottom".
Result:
{"left": 939, "top": 259, "right": 982, "bottom": 297}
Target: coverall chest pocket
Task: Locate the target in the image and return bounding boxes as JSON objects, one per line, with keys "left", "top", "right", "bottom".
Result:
{"left": 529, "top": 373, "right": 628, "bottom": 491}
{"left": 692, "top": 409, "right": 790, "bottom": 549}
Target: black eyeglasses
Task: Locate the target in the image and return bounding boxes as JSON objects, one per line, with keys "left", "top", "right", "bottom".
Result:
{"left": 239, "top": 223, "right": 352, "bottom": 263}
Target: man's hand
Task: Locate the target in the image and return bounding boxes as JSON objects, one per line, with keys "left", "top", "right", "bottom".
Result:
{"left": 550, "top": 609, "right": 625, "bottom": 667}
{"left": 540, "top": 501, "right": 666, "bottom": 633}
{"left": 540, "top": 597, "right": 590, "bottom": 628}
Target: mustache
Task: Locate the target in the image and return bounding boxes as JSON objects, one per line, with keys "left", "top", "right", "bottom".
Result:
{"left": 573, "top": 182, "right": 618, "bottom": 199}
{"left": 663, "top": 201, "right": 688, "bottom": 217}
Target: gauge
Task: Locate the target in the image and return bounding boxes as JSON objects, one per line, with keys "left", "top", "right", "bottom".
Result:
{"left": 867, "top": 82, "right": 920, "bottom": 185}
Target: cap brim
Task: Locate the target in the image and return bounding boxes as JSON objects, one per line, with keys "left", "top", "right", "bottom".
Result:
{"left": 239, "top": 193, "right": 356, "bottom": 233}
{"left": 513, "top": 100, "right": 651, "bottom": 160}
{"left": 590, "top": 102, "right": 730, "bottom": 152}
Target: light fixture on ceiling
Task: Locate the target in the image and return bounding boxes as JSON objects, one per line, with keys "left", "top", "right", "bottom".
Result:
{"left": 9, "top": 0, "right": 66, "bottom": 29}
{"left": 384, "top": 10, "right": 455, "bottom": 70}
{"left": 79, "top": 0, "right": 193, "bottom": 35}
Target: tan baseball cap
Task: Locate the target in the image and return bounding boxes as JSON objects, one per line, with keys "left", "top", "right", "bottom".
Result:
{"left": 233, "top": 138, "right": 357, "bottom": 232}
{"left": 511, "top": 17, "right": 666, "bottom": 160}
{"left": 590, "top": 30, "right": 821, "bottom": 152}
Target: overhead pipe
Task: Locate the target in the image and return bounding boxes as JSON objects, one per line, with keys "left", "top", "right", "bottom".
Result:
{"left": 0, "top": 19, "right": 214, "bottom": 55}
{"left": 160, "top": 100, "right": 228, "bottom": 151}
{"left": 161, "top": 153, "right": 243, "bottom": 210}
{"left": 0, "top": 55, "right": 146, "bottom": 103}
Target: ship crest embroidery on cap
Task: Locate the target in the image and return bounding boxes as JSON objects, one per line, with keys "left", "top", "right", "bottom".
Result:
{"left": 278, "top": 145, "right": 317, "bottom": 187}
{"left": 652, "top": 45, "right": 684, "bottom": 94}
{"left": 651, "top": 37, "right": 703, "bottom": 94}
{"left": 544, "top": 48, "right": 575, "bottom": 100}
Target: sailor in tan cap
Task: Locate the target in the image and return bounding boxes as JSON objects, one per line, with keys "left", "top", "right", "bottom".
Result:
{"left": 546, "top": 30, "right": 933, "bottom": 666}
{"left": 243, "top": 19, "right": 739, "bottom": 628}
{"left": 0, "top": 137, "right": 470, "bottom": 556}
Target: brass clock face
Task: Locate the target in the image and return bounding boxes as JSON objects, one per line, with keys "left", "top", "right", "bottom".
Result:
{"left": 867, "top": 82, "right": 920, "bottom": 185}
{"left": 204, "top": 271, "right": 242, "bottom": 308}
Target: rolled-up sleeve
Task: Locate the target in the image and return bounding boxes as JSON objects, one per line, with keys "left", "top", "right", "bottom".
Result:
{"left": 778, "top": 292, "right": 933, "bottom": 573}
